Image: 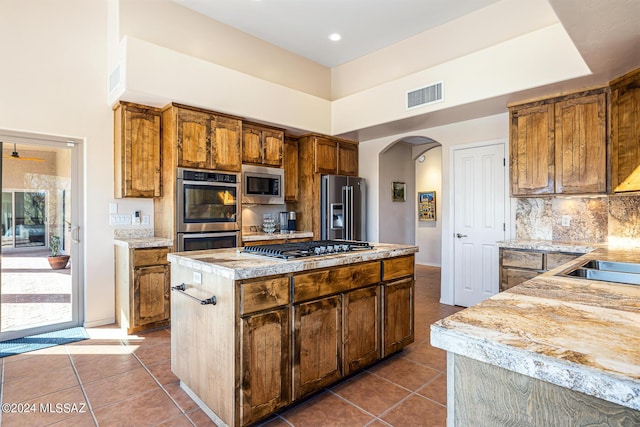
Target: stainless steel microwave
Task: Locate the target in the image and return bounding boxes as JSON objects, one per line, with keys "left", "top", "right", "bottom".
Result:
{"left": 242, "top": 164, "right": 285, "bottom": 205}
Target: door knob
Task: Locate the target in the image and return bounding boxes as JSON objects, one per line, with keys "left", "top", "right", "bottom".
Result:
{"left": 456, "top": 233, "right": 468, "bottom": 238}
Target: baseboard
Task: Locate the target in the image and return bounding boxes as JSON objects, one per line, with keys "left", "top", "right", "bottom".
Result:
{"left": 416, "top": 261, "right": 441, "bottom": 267}
{"left": 83, "top": 317, "right": 116, "bottom": 328}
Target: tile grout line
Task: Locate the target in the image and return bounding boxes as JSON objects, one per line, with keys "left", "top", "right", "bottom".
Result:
{"left": 65, "top": 343, "right": 100, "bottom": 426}
{"left": 125, "top": 338, "right": 197, "bottom": 427}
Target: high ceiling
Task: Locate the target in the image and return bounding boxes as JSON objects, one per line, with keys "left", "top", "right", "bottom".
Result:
{"left": 173, "top": 0, "right": 640, "bottom": 78}
{"left": 173, "top": 0, "right": 501, "bottom": 67}
{"left": 169, "top": 0, "right": 640, "bottom": 139}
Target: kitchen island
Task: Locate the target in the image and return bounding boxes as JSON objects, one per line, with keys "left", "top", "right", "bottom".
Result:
{"left": 431, "top": 248, "right": 640, "bottom": 426}
{"left": 167, "top": 242, "right": 417, "bottom": 426}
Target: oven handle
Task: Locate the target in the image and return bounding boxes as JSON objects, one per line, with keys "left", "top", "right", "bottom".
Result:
{"left": 181, "top": 179, "right": 238, "bottom": 188}
{"left": 171, "top": 283, "right": 217, "bottom": 305}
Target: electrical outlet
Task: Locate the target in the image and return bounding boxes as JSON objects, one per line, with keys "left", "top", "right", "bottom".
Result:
{"left": 193, "top": 271, "right": 202, "bottom": 284}
{"left": 109, "top": 214, "right": 131, "bottom": 225}
{"left": 561, "top": 215, "right": 571, "bottom": 227}
{"left": 142, "top": 215, "right": 150, "bottom": 225}
{"left": 109, "top": 202, "right": 118, "bottom": 214}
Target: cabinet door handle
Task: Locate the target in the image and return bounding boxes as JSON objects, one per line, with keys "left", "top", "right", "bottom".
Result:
{"left": 171, "top": 283, "right": 217, "bottom": 305}
{"left": 456, "top": 233, "right": 468, "bottom": 238}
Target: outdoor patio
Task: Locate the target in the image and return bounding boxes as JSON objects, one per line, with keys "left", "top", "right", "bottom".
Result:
{"left": 1, "top": 248, "right": 72, "bottom": 332}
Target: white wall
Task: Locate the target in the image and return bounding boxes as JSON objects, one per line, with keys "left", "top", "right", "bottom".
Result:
{"left": 378, "top": 142, "right": 415, "bottom": 245}
{"left": 415, "top": 147, "right": 442, "bottom": 266}
{"left": 359, "top": 113, "right": 509, "bottom": 305}
{"left": 0, "top": 0, "right": 115, "bottom": 326}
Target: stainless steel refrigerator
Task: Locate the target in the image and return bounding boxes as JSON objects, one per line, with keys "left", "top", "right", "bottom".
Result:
{"left": 321, "top": 175, "right": 366, "bottom": 241}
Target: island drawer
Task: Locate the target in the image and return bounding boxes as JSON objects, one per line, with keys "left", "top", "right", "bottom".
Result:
{"left": 382, "top": 255, "right": 415, "bottom": 281}
{"left": 240, "top": 276, "right": 290, "bottom": 315}
{"left": 133, "top": 247, "right": 170, "bottom": 267}
{"left": 501, "top": 249, "right": 543, "bottom": 270}
{"left": 546, "top": 252, "right": 581, "bottom": 269}
{"left": 293, "top": 261, "right": 380, "bottom": 302}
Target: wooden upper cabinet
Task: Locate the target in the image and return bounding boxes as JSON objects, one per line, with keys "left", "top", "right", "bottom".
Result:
{"left": 611, "top": 68, "right": 640, "bottom": 192}
{"left": 212, "top": 115, "right": 242, "bottom": 172}
{"left": 555, "top": 92, "right": 607, "bottom": 194}
{"left": 510, "top": 103, "right": 555, "bottom": 196}
{"left": 242, "top": 123, "right": 284, "bottom": 167}
{"left": 176, "top": 108, "right": 212, "bottom": 169}
{"left": 114, "top": 102, "right": 161, "bottom": 198}
{"left": 509, "top": 88, "right": 609, "bottom": 196}
{"left": 284, "top": 136, "right": 299, "bottom": 202}
{"left": 313, "top": 136, "right": 358, "bottom": 176}
{"left": 242, "top": 124, "right": 262, "bottom": 165}
{"left": 263, "top": 129, "right": 284, "bottom": 166}
{"left": 170, "top": 105, "right": 242, "bottom": 172}
{"left": 314, "top": 137, "right": 338, "bottom": 174}
{"left": 338, "top": 142, "right": 358, "bottom": 176}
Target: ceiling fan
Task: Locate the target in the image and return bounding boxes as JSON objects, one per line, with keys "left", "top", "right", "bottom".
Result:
{"left": 2, "top": 142, "right": 45, "bottom": 162}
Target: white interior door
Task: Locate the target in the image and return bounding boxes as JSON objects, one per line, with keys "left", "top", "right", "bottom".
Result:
{"left": 453, "top": 143, "right": 506, "bottom": 307}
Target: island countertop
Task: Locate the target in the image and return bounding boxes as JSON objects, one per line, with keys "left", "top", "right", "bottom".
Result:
{"left": 431, "top": 247, "right": 640, "bottom": 411}
{"left": 167, "top": 242, "right": 418, "bottom": 280}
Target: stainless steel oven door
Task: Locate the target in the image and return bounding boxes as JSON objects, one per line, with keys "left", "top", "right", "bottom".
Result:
{"left": 177, "top": 179, "right": 240, "bottom": 232}
{"left": 177, "top": 231, "right": 239, "bottom": 252}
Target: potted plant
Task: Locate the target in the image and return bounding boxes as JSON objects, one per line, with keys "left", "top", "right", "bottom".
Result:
{"left": 48, "top": 235, "right": 70, "bottom": 269}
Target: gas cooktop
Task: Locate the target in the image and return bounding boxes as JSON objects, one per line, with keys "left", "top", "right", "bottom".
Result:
{"left": 241, "top": 240, "right": 374, "bottom": 260}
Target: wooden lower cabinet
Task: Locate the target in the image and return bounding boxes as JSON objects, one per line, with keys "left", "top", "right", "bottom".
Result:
{"left": 383, "top": 277, "right": 415, "bottom": 357}
{"left": 115, "top": 245, "right": 171, "bottom": 334}
{"left": 171, "top": 254, "right": 415, "bottom": 426}
{"left": 499, "top": 248, "right": 581, "bottom": 291}
{"left": 344, "top": 285, "right": 381, "bottom": 375}
{"left": 240, "top": 308, "right": 290, "bottom": 425}
{"left": 293, "top": 295, "right": 342, "bottom": 400}
{"left": 133, "top": 264, "right": 170, "bottom": 327}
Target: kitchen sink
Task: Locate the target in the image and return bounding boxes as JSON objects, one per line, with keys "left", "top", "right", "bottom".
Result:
{"left": 559, "top": 260, "right": 640, "bottom": 285}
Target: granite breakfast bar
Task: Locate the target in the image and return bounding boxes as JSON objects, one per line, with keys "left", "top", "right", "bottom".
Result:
{"left": 431, "top": 248, "right": 640, "bottom": 426}
{"left": 167, "top": 243, "right": 418, "bottom": 427}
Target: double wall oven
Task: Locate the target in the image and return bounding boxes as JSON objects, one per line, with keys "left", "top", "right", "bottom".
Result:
{"left": 176, "top": 168, "right": 240, "bottom": 251}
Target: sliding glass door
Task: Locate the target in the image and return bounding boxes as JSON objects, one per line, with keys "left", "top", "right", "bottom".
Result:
{"left": 0, "top": 135, "right": 82, "bottom": 341}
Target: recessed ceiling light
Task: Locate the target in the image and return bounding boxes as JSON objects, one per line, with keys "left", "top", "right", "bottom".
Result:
{"left": 328, "top": 33, "right": 342, "bottom": 42}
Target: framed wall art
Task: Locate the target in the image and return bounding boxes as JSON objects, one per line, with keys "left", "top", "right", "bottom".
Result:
{"left": 418, "top": 191, "right": 436, "bottom": 221}
{"left": 392, "top": 181, "right": 406, "bottom": 202}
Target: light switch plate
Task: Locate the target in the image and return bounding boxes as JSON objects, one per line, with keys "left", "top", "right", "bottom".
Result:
{"left": 109, "top": 203, "right": 118, "bottom": 214}
{"left": 561, "top": 215, "right": 571, "bottom": 227}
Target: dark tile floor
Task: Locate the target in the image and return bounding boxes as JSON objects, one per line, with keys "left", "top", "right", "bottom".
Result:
{"left": 0, "top": 265, "right": 462, "bottom": 426}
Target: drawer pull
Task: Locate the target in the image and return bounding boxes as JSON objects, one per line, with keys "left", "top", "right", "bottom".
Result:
{"left": 171, "top": 283, "right": 217, "bottom": 305}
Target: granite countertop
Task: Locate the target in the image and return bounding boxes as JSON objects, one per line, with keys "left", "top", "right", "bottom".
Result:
{"left": 431, "top": 247, "right": 640, "bottom": 411}
{"left": 242, "top": 231, "right": 314, "bottom": 242}
{"left": 497, "top": 239, "right": 607, "bottom": 253}
{"left": 114, "top": 236, "right": 174, "bottom": 249}
{"left": 167, "top": 243, "right": 418, "bottom": 280}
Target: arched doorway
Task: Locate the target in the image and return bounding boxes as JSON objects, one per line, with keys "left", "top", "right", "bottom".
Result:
{"left": 378, "top": 136, "right": 442, "bottom": 256}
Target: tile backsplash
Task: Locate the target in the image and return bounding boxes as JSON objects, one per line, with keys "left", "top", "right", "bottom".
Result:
{"left": 516, "top": 194, "right": 640, "bottom": 246}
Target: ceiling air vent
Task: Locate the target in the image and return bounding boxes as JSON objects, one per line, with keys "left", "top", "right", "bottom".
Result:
{"left": 406, "top": 81, "right": 444, "bottom": 110}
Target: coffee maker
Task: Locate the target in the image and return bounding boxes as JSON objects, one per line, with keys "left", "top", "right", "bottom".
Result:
{"left": 279, "top": 211, "right": 297, "bottom": 233}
